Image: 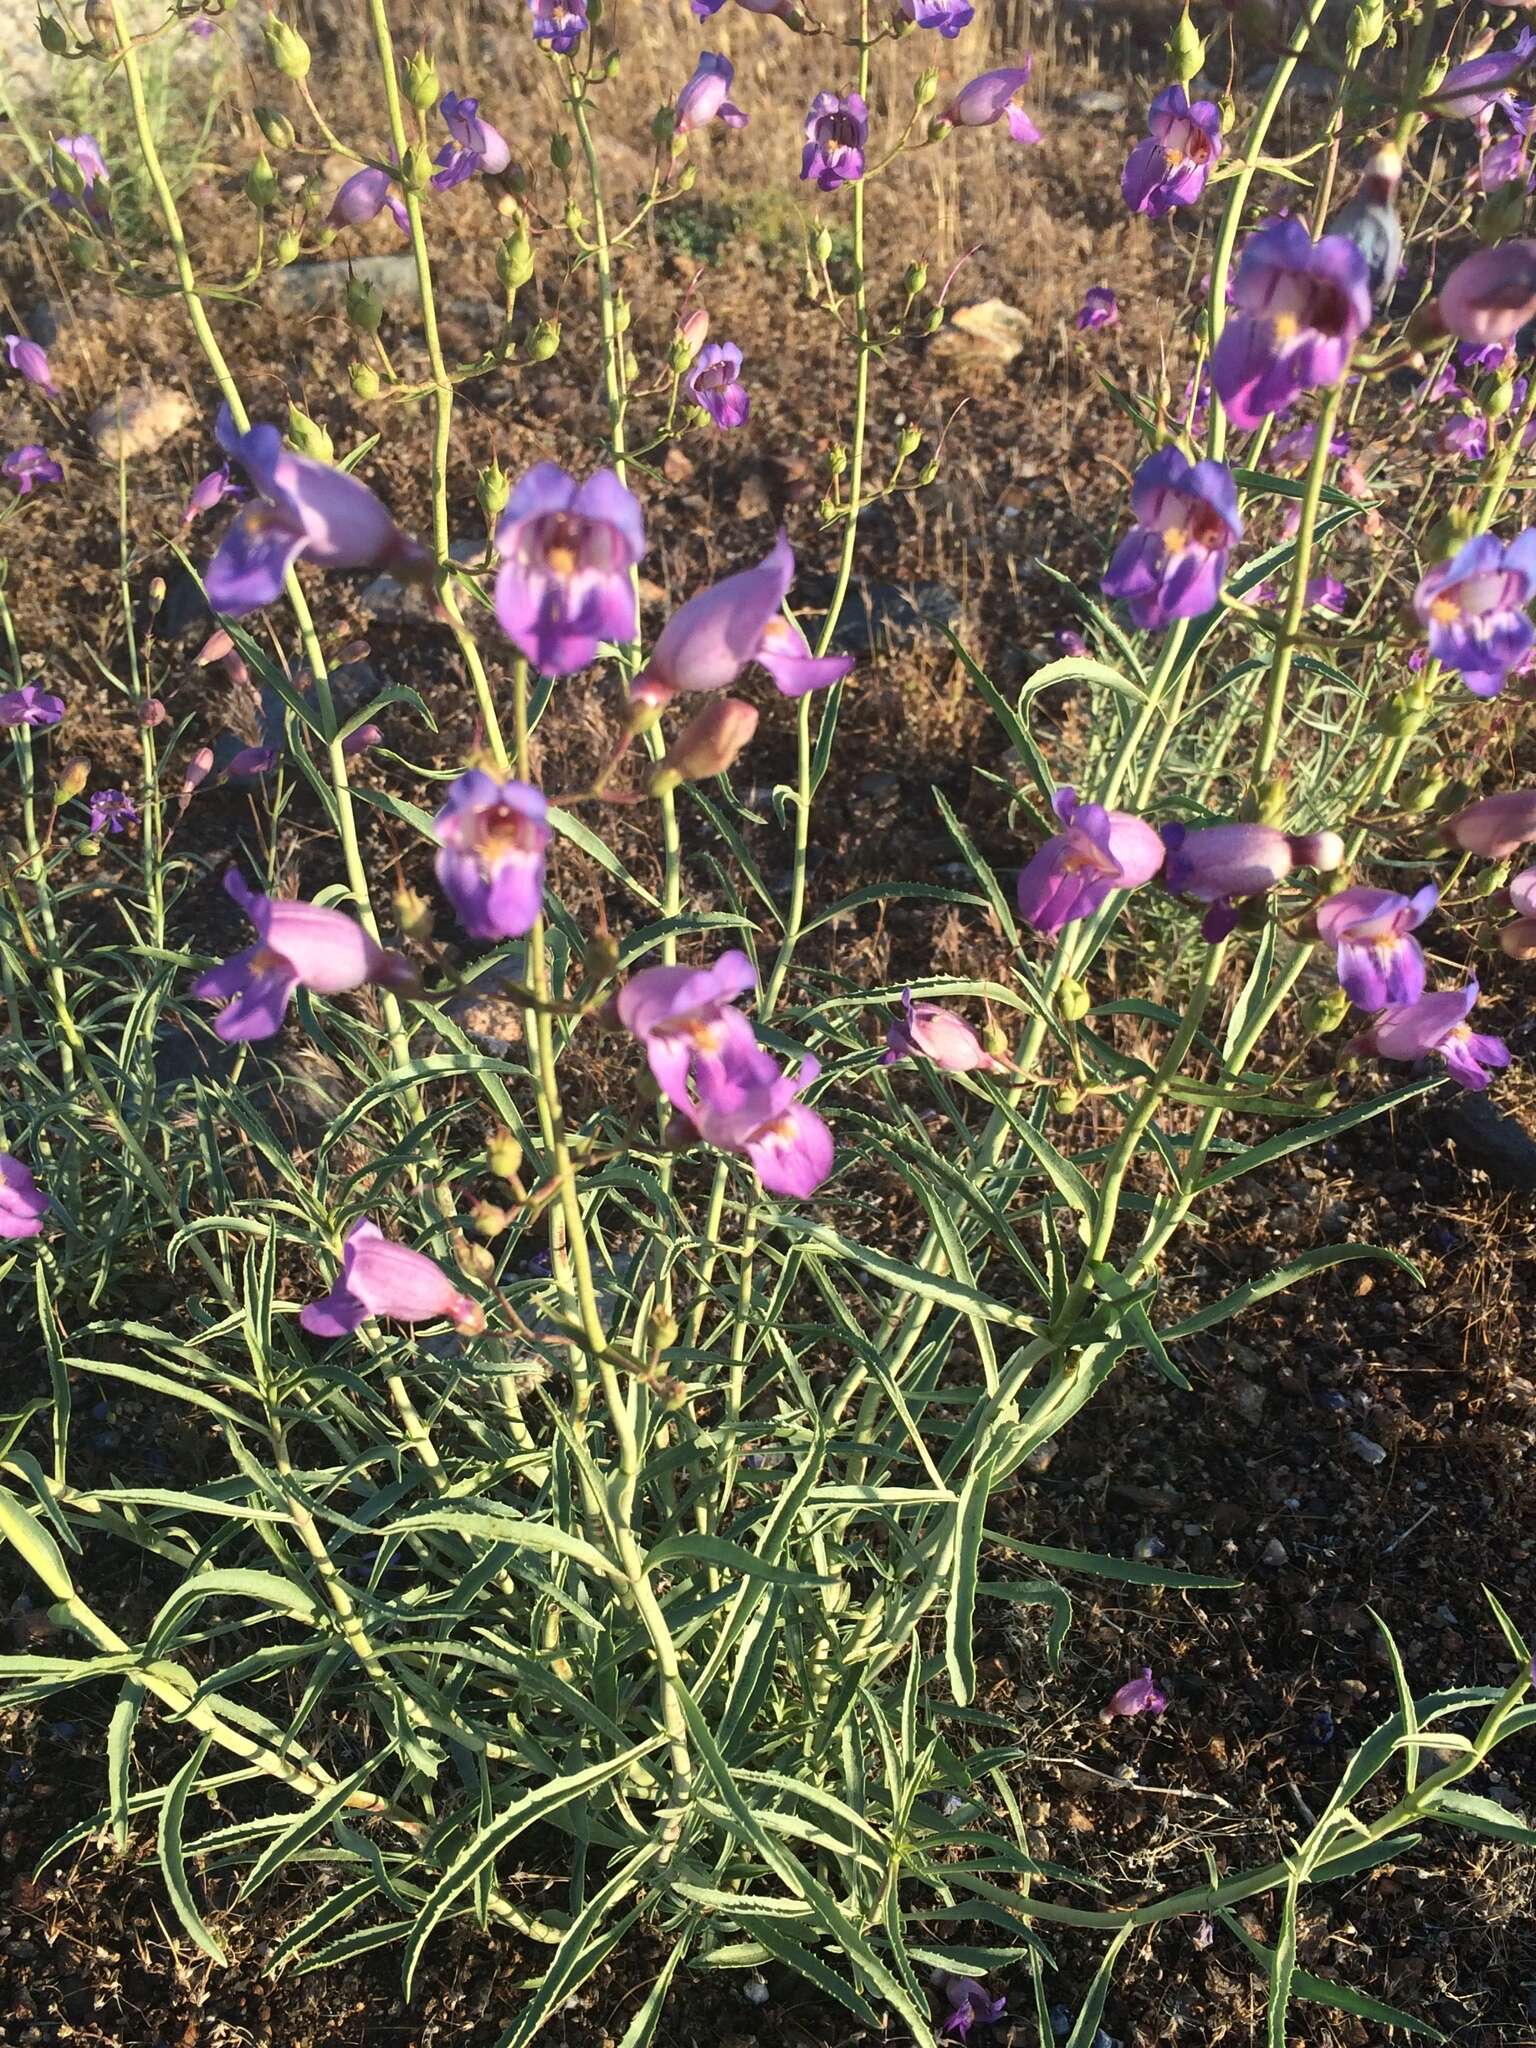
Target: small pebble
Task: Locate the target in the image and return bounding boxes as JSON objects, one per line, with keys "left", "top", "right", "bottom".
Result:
{"left": 1049, "top": 2006, "right": 1072, "bottom": 2039}
{"left": 744, "top": 1975, "right": 769, "bottom": 2006}
{"left": 1261, "top": 1537, "right": 1288, "bottom": 1567}
{"left": 1348, "top": 1431, "right": 1387, "bottom": 1467}
{"left": 1133, "top": 1535, "right": 1165, "bottom": 1561}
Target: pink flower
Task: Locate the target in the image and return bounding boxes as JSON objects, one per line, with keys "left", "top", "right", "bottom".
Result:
{"left": 1314, "top": 883, "right": 1437, "bottom": 1009}
{"left": 1016, "top": 787, "right": 1165, "bottom": 935}
{"left": 1445, "top": 788, "right": 1536, "bottom": 857}
{"left": 493, "top": 462, "right": 645, "bottom": 676}
{"left": 675, "top": 51, "right": 747, "bottom": 134}
{"left": 936, "top": 63, "right": 1041, "bottom": 145}
{"left": 884, "top": 989, "right": 1006, "bottom": 1073}
{"left": 688, "top": 1039, "right": 833, "bottom": 1198}
{"left": 615, "top": 949, "right": 760, "bottom": 1113}
{"left": 1438, "top": 239, "right": 1536, "bottom": 346}
{"left": 634, "top": 534, "right": 851, "bottom": 701}
{"left": 301, "top": 1217, "right": 484, "bottom": 1336}
{"left": 1353, "top": 980, "right": 1510, "bottom": 1091}
{"left": 1162, "top": 821, "right": 1344, "bottom": 940}
{"left": 1099, "top": 1667, "right": 1167, "bottom": 1724}
{"left": 0, "top": 1153, "right": 48, "bottom": 1239}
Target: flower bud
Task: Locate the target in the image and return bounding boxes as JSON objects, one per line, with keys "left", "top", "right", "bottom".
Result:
{"left": 274, "top": 227, "right": 302, "bottom": 267}
{"left": 486, "top": 1127, "right": 524, "bottom": 1181}
{"left": 897, "top": 422, "right": 922, "bottom": 459}
{"left": 1058, "top": 976, "right": 1091, "bottom": 1023}
{"left": 263, "top": 13, "right": 310, "bottom": 78}
{"left": 1302, "top": 986, "right": 1351, "bottom": 1035}
{"left": 453, "top": 1231, "right": 496, "bottom": 1284}
{"left": 286, "top": 404, "right": 333, "bottom": 462}
{"left": 676, "top": 162, "right": 698, "bottom": 192}
{"left": 254, "top": 106, "right": 296, "bottom": 151}
{"left": 49, "top": 142, "right": 85, "bottom": 199}
{"left": 392, "top": 883, "right": 433, "bottom": 941}
{"left": 179, "top": 746, "right": 216, "bottom": 807}
{"left": 138, "top": 697, "right": 168, "bottom": 727}
{"left": 1399, "top": 769, "right": 1446, "bottom": 814}
{"left": 37, "top": 11, "right": 69, "bottom": 54}
{"left": 82, "top": 0, "right": 115, "bottom": 49}
{"left": 68, "top": 235, "right": 101, "bottom": 271}
{"left": 646, "top": 1307, "right": 679, "bottom": 1356}
{"left": 827, "top": 444, "right": 848, "bottom": 475}
{"left": 925, "top": 306, "right": 944, "bottom": 334}
{"left": 903, "top": 260, "right": 927, "bottom": 297}
{"left": 914, "top": 66, "right": 940, "bottom": 108}
{"left": 550, "top": 131, "right": 573, "bottom": 172}
{"left": 1474, "top": 859, "right": 1510, "bottom": 899}
{"left": 652, "top": 104, "right": 677, "bottom": 148}
{"left": 55, "top": 757, "right": 90, "bottom": 804}
{"left": 349, "top": 359, "right": 381, "bottom": 400}
{"left": 196, "top": 628, "right": 235, "bottom": 667}
{"left": 342, "top": 722, "right": 381, "bottom": 757}
{"left": 918, "top": 460, "right": 940, "bottom": 486}
{"left": 817, "top": 495, "right": 838, "bottom": 522}
{"left": 604, "top": 48, "right": 620, "bottom": 79}
{"left": 648, "top": 697, "right": 759, "bottom": 795}
{"left": 477, "top": 458, "right": 511, "bottom": 522}
{"left": 404, "top": 48, "right": 439, "bottom": 113}
{"left": 245, "top": 151, "right": 280, "bottom": 210}
{"left": 147, "top": 575, "right": 165, "bottom": 616}
{"left": 1347, "top": 0, "right": 1385, "bottom": 49}
{"left": 1476, "top": 179, "right": 1527, "bottom": 244}
{"left": 813, "top": 224, "right": 834, "bottom": 264}
{"left": 524, "top": 318, "right": 560, "bottom": 362}
{"left": 470, "top": 1197, "right": 513, "bottom": 1239}
{"left": 401, "top": 145, "right": 432, "bottom": 194}
{"left": 496, "top": 223, "right": 535, "bottom": 290}
{"left": 1484, "top": 373, "right": 1515, "bottom": 422}
{"left": 79, "top": 835, "right": 102, "bottom": 858}
{"left": 1166, "top": 4, "right": 1206, "bottom": 82}
{"left": 346, "top": 277, "right": 383, "bottom": 333}
{"left": 1052, "top": 1083, "right": 1081, "bottom": 1116}
{"left": 583, "top": 932, "right": 622, "bottom": 981}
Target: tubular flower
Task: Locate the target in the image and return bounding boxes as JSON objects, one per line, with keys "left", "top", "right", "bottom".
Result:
{"left": 432, "top": 770, "right": 550, "bottom": 940}
{"left": 302, "top": 1218, "right": 484, "bottom": 1337}
{"left": 884, "top": 989, "right": 1006, "bottom": 1073}
{"left": 1101, "top": 447, "right": 1241, "bottom": 630}
{"left": 1121, "top": 84, "right": 1223, "bottom": 219}
{"left": 1429, "top": 29, "right": 1536, "bottom": 121}
{"left": 432, "top": 92, "right": 511, "bottom": 188}
{"left": 1413, "top": 530, "right": 1536, "bottom": 695}
{"left": 1444, "top": 788, "right": 1536, "bottom": 858}
{"left": 181, "top": 463, "right": 240, "bottom": 525}
{"left": 1016, "top": 788, "right": 1166, "bottom": 935}
{"left": 493, "top": 462, "right": 645, "bottom": 674}
{"left": 688, "top": 1038, "right": 833, "bottom": 1198}
{"left": 0, "top": 1154, "right": 48, "bottom": 1239}
{"left": 1100, "top": 1667, "right": 1168, "bottom": 1723}
{"left": 1314, "top": 884, "right": 1437, "bottom": 1010}
{"left": 1353, "top": 981, "right": 1510, "bottom": 1092}
{"left": 675, "top": 52, "right": 747, "bottom": 134}
{"left": 801, "top": 91, "right": 867, "bottom": 188}
{"left": 1162, "top": 822, "right": 1344, "bottom": 940}
{"left": 528, "top": 0, "right": 587, "bottom": 52}
{"left": 327, "top": 165, "right": 408, "bottom": 232}
{"left": 0, "top": 684, "right": 65, "bottom": 727}
{"left": 687, "top": 341, "right": 750, "bottom": 428}
{"left": 635, "top": 533, "right": 850, "bottom": 701}
{"left": 3, "top": 445, "right": 64, "bottom": 494}
{"left": 1211, "top": 217, "right": 1372, "bottom": 430}
{"left": 615, "top": 949, "right": 761, "bottom": 1114}
{"left": 1437, "top": 239, "right": 1536, "bottom": 346}
{"left": 48, "top": 133, "right": 109, "bottom": 218}
{"left": 935, "top": 64, "right": 1041, "bottom": 144}
{"left": 900, "top": 0, "right": 974, "bottom": 35}
{"left": 939, "top": 1976, "right": 1007, "bottom": 2039}
{"left": 3, "top": 335, "right": 58, "bottom": 397}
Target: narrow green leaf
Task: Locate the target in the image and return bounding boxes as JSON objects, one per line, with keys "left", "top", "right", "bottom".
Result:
{"left": 945, "top": 1456, "right": 991, "bottom": 1706}
{"left": 157, "top": 1735, "right": 228, "bottom": 1964}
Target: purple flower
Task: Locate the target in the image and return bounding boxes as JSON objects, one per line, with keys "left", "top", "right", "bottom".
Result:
{"left": 207, "top": 404, "right": 425, "bottom": 616}
{"left": 1121, "top": 84, "right": 1223, "bottom": 219}
{"left": 937, "top": 64, "right": 1041, "bottom": 144}
{"left": 693, "top": 0, "right": 798, "bottom": 14}
{"left": 1315, "top": 883, "right": 1437, "bottom": 1010}
{"left": 1306, "top": 573, "right": 1350, "bottom": 613}
{"left": 0, "top": 684, "right": 65, "bottom": 728}
{"left": 1437, "top": 413, "right": 1489, "bottom": 461}
{"left": 1459, "top": 338, "right": 1516, "bottom": 373}
{"left": 687, "top": 341, "right": 750, "bottom": 428}
{"left": 223, "top": 745, "right": 278, "bottom": 782}
{"left": 1355, "top": 981, "right": 1510, "bottom": 1092}
{"left": 884, "top": 989, "right": 1006, "bottom": 1073}
{"left": 688, "top": 1038, "right": 833, "bottom": 1198}
{"left": 1412, "top": 530, "right": 1536, "bottom": 696}
{"left": 615, "top": 949, "right": 760, "bottom": 1113}
{"left": 1016, "top": 787, "right": 1165, "bottom": 936}
{"left": 433, "top": 770, "right": 549, "bottom": 940}
{"left": 432, "top": 92, "right": 511, "bottom": 189}
{"left": 801, "top": 91, "right": 867, "bottom": 189}
{"left": 1099, "top": 1667, "right": 1168, "bottom": 1724}
{"left": 1056, "top": 627, "right": 1089, "bottom": 656}
{"left": 2, "top": 445, "right": 64, "bottom": 494}
{"left": 1162, "top": 821, "right": 1344, "bottom": 940}
{"left": 1075, "top": 285, "right": 1118, "bottom": 331}
{"left": 493, "top": 462, "right": 644, "bottom": 675}
{"left": 48, "top": 133, "right": 109, "bottom": 218}
{"left": 0, "top": 1154, "right": 47, "bottom": 1240}
{"left": 637, "top": 533, "right": 850, "bottom": 700}
{"left": 1430, "top": 29, "right": 1535, "bottom": 121}
{"left": 1438, "top": 239, "right": 1536, "bottom": 346}
{"left": 1211, "top": 218, "right": 1372, "bottom": 430}
{"left": 900, "top": 0, "right": 974, "bottom": 35}
{"left": 191, "top": 868, "right": 416, "bottom": 1042}
{"left": 939, "top": 1976, "right": 1007, "bottom": 2039}
{"left": 88, "top": 788, "right": 138, "bottom": 835}
{"left": 328, "top": 166, "right": 408, "bottom": 232}
{"left": 675, "top": 52, "right": 747, "bottom": 134}
{"left": 1447, "top": 788, "right": 1536, "bottom": 857}
{"left": 301, "top": 1217, "right": 484, "bottom": 1337}
{"left": 3, "top": 335, "right": 58, "bottom": 398}
{"left": 1271, "top": 423, "right": 1350, "bottom": 467}
{"left": 1102, "top": 447, "right": 1241, "bottom": 630}
{"left": 1480, "top": 128, "right": 1532, "bottom": 191}
{"left": 528, "top": 0, "right": 587, "bottom": 53}
{"left": 181, "top": 463, "right": 239, "bottom": 525}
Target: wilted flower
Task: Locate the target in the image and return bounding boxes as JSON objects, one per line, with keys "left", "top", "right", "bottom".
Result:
{"left": 0, "top": 684, "right": 65, "bottom": 728}
{"left": 884, "top": 988, "right": 1006, "bottom": 1073}
{"left": 493, "top": 461, "right": 645, "bottom": 675}
{"left": 0, "top": 1154, "right": 48, "bottom": 1240}
{"left": 939, "top": 1975, "right": 1007, "bottom": 2039}
{"left": 1102, "top": 447, "right": 1241, "bottom": 630}
{"left": 433, "top": 91, "right": 511, "bottom": 188}
{"left": 1353, "top": 981, "right": 1510, "bottom": 1091}
{"left": 1429, "top": 29, "right": 1535, "bottom": 122}
{"left": 206, "top": 404, "right": 425, "bottom": 614}
{"left": 687, "top": 341, "right": 750, "bottom": 428}
{"left": 635, "top": 533, "right": 850, "bottom": 700}
{"left": 3, "top": 335, "right": 58, "bottom": 398}
{"left": 1121, "top": 84, "right": 1223, "bottom": 219}
{"left": 1325, "top": 144, "right": 1403, "bottom": 305}
{"left": 3, "top": 445, "right": 64, "bottom": 494}
{"left": 181, "top": 463, "right": 239, "bottom": 525}
{"left": 192, "top": 867, "right": 416, "bottom": 1041}
{"left": 48, "top": 133, "right": 109, "bottom": 218}
{"left": 651, "top": 697, "right": 759, "bottom": 789}
{"left": 675, "top": 52, "right": 747, "bottom": 134}
{"left": 1075, "top": 285, "right": 1118, "bottom": 330}
{"left": 88, "top": 788, "right": 138, "bottom": 835}
{"left": 327, "top": 165, "right": 408, "bottom": 231}
{"left": 1412, "top": 529, "right": 1536, "bottom": 695}
{"left": 615, "top": 949, "right": 759, "bottom": 1113}
{"left": 1437, "top": 239, "right": 1536, "bottom": 345}
{"left": 1315, "top": 883, "right": 1437, "bottom": 1009}
{"left": 1100, "top": 1667, "right": 1168, "bottom": 1723}
{"left": 900, "top": 0, "right": 973, "bottom": 33}
{"left": 432, "top": 770, "right": 550, "bottom": 939}
{"left": 301, "top": 1217, "right": 484, "bottom": 1337}
{"left": 801, "top": 91, "right": 868, "bottom": 189}
{"left": 1016, "top": 787, "right": 1165, "bottom": 935}
{"left": 528, "top": 0, "right": 587, "bottom": 50}
{"left": 1162, "top": 821, "right": 1344, "bottom": 940}
{"left": 1446, "top": 788, "right": 1536, "bottom": 857}
{"left": 935, "top": 64, "right": 1041, "bottom": 144}
{"left": 688, "top": 1038, "right": 833, "bottom": 1198}
{"left": 1211, "top": 217, "right": 1372, "bottom": 430}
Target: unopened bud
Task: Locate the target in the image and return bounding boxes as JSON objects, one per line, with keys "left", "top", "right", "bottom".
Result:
{"left": 1475, "top": 859, "right": 1510, "bottom": 899}
{"left": 37, "top": 11, "right": 69, "bottom": 54}
{"left": 477, "top": 458, "right": 511, "bottom": 522}
{"left": 346, "top": 278, "right": 383, "bottom": 333}
{"left": 604, "top": 48, "right": 620, "bottom": 79}
{"left": 1399, "top": 770, "right": 1446, "bottom": 814}
{"left": 903, "top": 260, "right": 928, "bottom": 297}
{"left": 56, "top": 757, "right": 90, "bottom": 803}
{"left": 897, "top": 422, "right": 922, "bottom": 459}
{"left": 82, "top": 0, "right": 115, "bottom": 49}
{"left": 525, "top": 318, "right": 560, "bottom": 362}
{"left": 925, "top": 306, "right": 944, "bottom": 334}
{"left": 68, "top": 235, "right": 101, "bottom": 271}
{"left": 647, "top": 1308, "right": 679, "bottom": 1356}
{"left": 262, "top": 13, "right": 310, "bottom": 78}
{"left": 453, "top": 1231, "right": 496, "bottom": 1284}
{"left": 342, "top": 722, "right": 381, "bottom": 757}
{"left": 390, "top": 883, "right": 432, "bottom": 942}
{"left": 146, "top": 575, "right": 166, "bottom": 616}
{"left": 917, "top": 460, "right": 940, "bottom": 487}
{"left": 1052, "top": 1083, "right": 1081, "bottom": 1116}
{"left": 496, "top": 223, "right": 534, "bottom": 290}
{"left": 274, "top": 227, "right": 302, "bottom": 267}
{"left": 827, "top": 444, "right": 848, "bottom": 475}
{"left": 79, "top": 834, "right": 102, "bottom": 858}
{"left": 651, "top": 104, "right": 677, "bottom": 148}
{"left": 286, "top": 404, "right": 333, "bottom": 462}
{"left": 348, "top": 359, "right": 381, "bottom": 400}
{"left": 563, "top": 197, "right": 585, "bottom": 235}
{"left": 676, "top": 161, "right": 698, "bottom": 192}
{"left": 649, "top": 697, "right": 759, "bottom": 794}
{"left": 1483, "top": 374, "right": 1515, "bottom": 423}
{"left": 914, "top": 66, "right": 939, "bottom": 108}
{"left": 486, "top": 1127, "right": 524, "bottom": 1181}
{"left": 1166, "top": 4, "right": 1206, "bottom": 82}
{"left": 1347, "top": 0, "right": 1385, "bottom": 49}
{"left": 1302, "top": 986, "right": 1351, "bottom": 1035}
{"left": 550, "top": 131, "right": 572, "bottom": 172}
{"left": 49, "top": 142, "right": 85, "bottom": 199}
{"left": 245, "top": 152, "right": 280, "bottom": 210}
{"left": 675, "top": 307, "right": 709, "bottom": 365}
{"left": 400, "top": 145, "right": 432, "bottom": 194}
{"left": 254, "top": 106, "right": 296, "bottom": 152}
{"left": 180, "top": 746, "right": 215, "bottom": 806}
{"left": 404, "top": 48, "right": 439, "bottom": 113}
{"left": 813, "top": 224, "right": 834, "bottom": 264}
{"left": 1477, "top": 178, "right": 1527, "bottom": 244}
{"left": 138, "top": 697, "right": 168, "bottom": 727}
{"left": 195, "top": 628, "right": 235, "bottom": 667}
{"left": 470, "top": 1198, "right": 513, "bottom": 1239}
{"left": 1058, "top": 976, "right": 1091, "bottom": 1023}
{"left": 817, "top": 495, "right": 838, "bottom": 522}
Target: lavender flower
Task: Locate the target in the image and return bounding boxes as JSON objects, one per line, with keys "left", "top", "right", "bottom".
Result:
{"left": 1314, "top": 884, "right": 1437, "bottom": 1010}
{"left": 1412, "top": 530, "right": 1536, "bottom": 696}
{"left": 675, "top": 52, "right": 747, "bottom": 134}
{"left": 884, "top": 989, "right": 1006, "bottom": 1073}
{"left": 936, "top": 64, "right": 1041, "bottom": 144}
{"left": 192, "top": 868, "right": 416, "bottom": 1042}
{"left": 940, "top": 1976, "right": 1007, "bottom": 2039}
{"left": 687, "top": 342, "right": 750, "bottom": 428}
{"left": 1446, "top": 788, "right": 1536, "bottom": 858}
{"left": 1102, "top": 447, "right": 1241, "bottom": 630}
{"left": 493, "top": 462, "right": 645, "bottom": 675}
{"left": 88, "top": 788, "right": 138, "bottom": 835}
{"left": 528, "top": 0, "right": 587, "bottom": 52}
{"left": 1437, "top": 413, "right": 1489, "bottom": 461}
{"left": 1437, "top": 239, "right": 1536, "bottom": 346}
{"left": 1354, "top": 981, "right": 1510, "bottom": 1092}
{"left": 206, "top": 404, "right": 425, "bottom": 614}
{"left": 432, "top": 770, "right": 550, "bottom": 940}
{"left": 0, "top": 1154, "right": 47, "bottom": 1240}
{"left": 1429, "top": 29, "right": 1535, "bottom": 122}
{"left": 48, "top": 133, "right": 109, "bottom": 218}
{"left": 1162, "top": 822, "right": 1344, "bottom": 940}
{"left": 1075, "top": 285, "right": 1118, "bottom": 331}
{"left": 432, "top": 92, "right": 511, "bottom": 189}
{"left": 753, "top": 612, "right": 853, "bottom": 697}
{"left": 636, "top": 534, "right": 850, "bottom": 700}
{"left": 615, "top": 949, "right": 760, "bottom": 1113}
{"left": 900, "top": 0, "right": 974, "bottom": 35}
{"left": 0, "top": 684, "right": 65, "bottom": 728}
{"left": 801, "top": 91, "right": 867, "bottom": 189}
{"left": 302, "top": 1217, "right": 484, "bottom": 1337}
{"left": 1099, "top": 1667, "right": 1168, "bottom": 1724}
{"left": 688, "top": 1038, "right": 833, "bottom": 1198}
{"left": 1211, "top": 218, "right": 1372, "bottom": 430}
{"left": 2, "top": 445, "right": 63, "bottom": 494}
{"left": 1272, "top": 423, "right": 1351, "bottom": 467}
{"left": 328, "top": 165, "right": 408, "bottom": 232}
{"left": 1121, "top": 84, "right": 1223, "bottom": 219}
{"left": 3, "top": 335, "right": 58, "bottom": 398}
{"left": 1306, "top": 573, "right": 1350, "bottom": 613}
{"left": 181, "top": 464, "right": 239, "bottom": 525}
{"left": 1016, "top": 788, "right": 1165, "bottom": 935}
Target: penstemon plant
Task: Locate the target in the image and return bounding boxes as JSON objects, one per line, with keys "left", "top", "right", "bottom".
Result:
{"left": 2, "top": 0, "right": 1535, "bottom": 2040}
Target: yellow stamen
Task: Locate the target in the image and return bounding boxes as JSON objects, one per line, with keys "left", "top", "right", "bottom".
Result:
{"left": 1162, "top": 525, "right": 1188, "bottom": 553}
{"left": 1430, "top": 595, "right": 1461, "bottom": 624}
{"left": 1271, "top": 312, "right": 1300, "bottom": 341}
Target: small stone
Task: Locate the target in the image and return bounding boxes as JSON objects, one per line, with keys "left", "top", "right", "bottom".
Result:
{"left": 1261, "top": 1537, "right": 1288, "bottom": 1567}
{"left": 661, "top": 445, "right": 695, "bottom": 484}
{"left": 1231, "top": 1378, "right": 1266, "bottom": 1425}
{"left": 736, "top": 469, "right": 771, "bottom": 520}
{"left": 932, "top": 297, "right": 1028, "bottom": 366}
{"left": 89, "top": 385, "right": 193, "bottom": 460}
{"left": 1347, "top": 1431, "right": 1387, "bottom": 1467}
{"left": 1072, "top": 88, "right": 1127, "bottom": 114}
{"left": 360, "top": 539, "right": 478, "bottom": 620}
{"left": 743, "top": 1976, "right": 769, "bottom": 2006}
{"left": 272, "top": 251, "right": 422, "bottom": 313}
